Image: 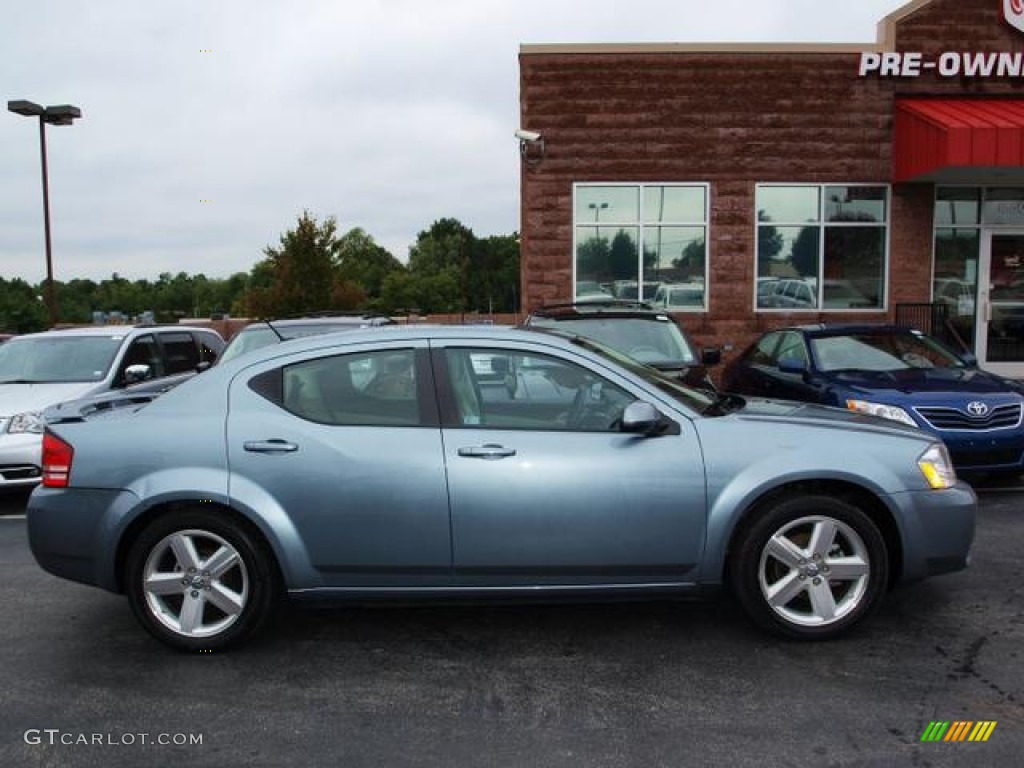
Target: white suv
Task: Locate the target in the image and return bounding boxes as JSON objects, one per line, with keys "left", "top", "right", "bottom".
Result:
{"left": 0, "top": 325, "right": 223, "bottom": 487}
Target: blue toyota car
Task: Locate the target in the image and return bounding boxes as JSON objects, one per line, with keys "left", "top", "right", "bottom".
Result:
{"left": 722, "top": 324, "right": 1024, "bottom": 473}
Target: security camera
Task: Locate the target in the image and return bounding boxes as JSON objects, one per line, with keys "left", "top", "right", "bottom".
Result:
{"left": 515, "top": 129, "right": 542, "bottom": 143}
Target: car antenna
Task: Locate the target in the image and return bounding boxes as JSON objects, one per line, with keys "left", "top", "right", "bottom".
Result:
{"left": 262, "top": 319, "right": 285, "bottom": 342}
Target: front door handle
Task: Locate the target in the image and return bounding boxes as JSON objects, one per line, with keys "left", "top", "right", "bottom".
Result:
{"left": 457, "top": 444, "right": 517, "bottom": 459}
{"left": 243, "top": 439, "right": 299, "bottom": 454}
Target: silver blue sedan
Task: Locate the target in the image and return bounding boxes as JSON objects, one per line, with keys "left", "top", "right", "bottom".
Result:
{"left": 27, "top": 326, "right": 976, "bottom": 651}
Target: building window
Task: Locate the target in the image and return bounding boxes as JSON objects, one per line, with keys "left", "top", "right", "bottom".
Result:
{"left": 573, "top": 183, "right": 708, "bottom": 310}
{"left": 755, "top": 184, "right": 889, "bottom": 311}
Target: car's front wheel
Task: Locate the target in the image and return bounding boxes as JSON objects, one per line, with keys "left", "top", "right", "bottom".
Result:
{"left": 125, "top": 511, "right": 282, "bottom": 652}
{"left": 729, "top": 495, "right": 888, "bottom": 640}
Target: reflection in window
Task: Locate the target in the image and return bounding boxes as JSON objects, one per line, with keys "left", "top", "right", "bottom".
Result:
{"left": 574, "top": 184, "right": 708, "bottom": 310}
{"left": 933, "top": 228, "right": 979, "bottom": 351}
{"left": 444, "top": 348, "right": 634, "bottom": 432}
{"left": 281, "top": 349, "right": 419, "bottom": 426}
{"left": 755, "top": 184, "right": 888, "bottom": 311}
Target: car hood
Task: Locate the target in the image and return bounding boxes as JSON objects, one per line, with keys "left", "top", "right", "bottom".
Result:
{"left": 732, "top": 397, "right": 927, "bottom": 439}
{"left": 827, "top": 367, "right": 1022, "bottom": 398}
{"left": 0, "top": 382, "right": 98, "bottom": 417}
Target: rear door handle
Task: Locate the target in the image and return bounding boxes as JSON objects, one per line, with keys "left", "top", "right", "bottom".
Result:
{"left": 243, "top": 439, "right": 299, "bottom": 454}
{"left": 457, "top": 444, "right": 517, "bottom": 459}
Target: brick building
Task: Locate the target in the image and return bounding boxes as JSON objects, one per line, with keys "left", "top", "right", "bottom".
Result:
{"left": 517, "top": 0, "right": 1024, "bottom": 377}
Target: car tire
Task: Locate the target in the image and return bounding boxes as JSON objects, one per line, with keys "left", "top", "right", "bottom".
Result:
{"left": 125, "top": 510, "right": 282, "bottom": 652}
{"left": 728, "top": 495, "right": 888, "bottom": 640}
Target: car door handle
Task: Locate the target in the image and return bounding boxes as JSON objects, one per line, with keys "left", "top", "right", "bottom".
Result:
{"left": 457, "top": 444, "right": 517, "bottom": 459}
{"left": 243, "top": 439, "right": 299, "bottom": 454}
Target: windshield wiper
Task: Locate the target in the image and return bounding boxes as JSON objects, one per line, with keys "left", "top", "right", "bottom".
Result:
{"left": 0, "top": 378, "right": 46, "bottom": 384}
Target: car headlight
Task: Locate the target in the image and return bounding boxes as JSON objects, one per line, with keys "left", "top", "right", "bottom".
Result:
{"left": 918, "top": 443, "right": 957, "bottom": 490}
{"left": 6, "top": 411, "right": 44, "bottom": 435}
{"left": 846, "top": 399, "right": 917, "bottom": 427}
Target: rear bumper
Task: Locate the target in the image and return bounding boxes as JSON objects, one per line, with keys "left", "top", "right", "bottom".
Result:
{"left": 27, "top": 486, "right": 140, "bottom": 592}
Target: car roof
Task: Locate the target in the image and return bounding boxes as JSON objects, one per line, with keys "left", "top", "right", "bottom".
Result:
{"left": 14, "top": 324, "right": 219, "bottom": 340}
{"left": 236, "top": 315, "right": 392, "bottom": 331}
{"left": 765, "top": 323, "right": 920, "bottom": 336}
{"left": 527, "top": 301, "right": 669, "bottom": 319}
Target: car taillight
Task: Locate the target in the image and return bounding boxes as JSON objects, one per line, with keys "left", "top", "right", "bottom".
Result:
{"left": 41, "top": 431, "right": 74, "bottom": 488}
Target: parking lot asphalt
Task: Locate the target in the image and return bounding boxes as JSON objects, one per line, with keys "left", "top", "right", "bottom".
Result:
{"left": 1, "top": 485, "right": 1021, "bottom": 768}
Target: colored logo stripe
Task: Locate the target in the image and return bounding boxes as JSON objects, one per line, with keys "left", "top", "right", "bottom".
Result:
{"left": 969, "top": 721, "right": 997, "bottom": 742}
{"left": 920, "top": 720, "right": 997, "bottom": 742}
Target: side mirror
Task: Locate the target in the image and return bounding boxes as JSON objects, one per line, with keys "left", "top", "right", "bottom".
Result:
{"left": 959, "top": 352, "right": 978, "bottom": 367}
{"left": 123, "top": 364, "right": 151, "bottom": 386}
{"left": 777, "top": 356, "right": 807, "bottom": 375}
{"left": 701, "top": 347, "right": 722, "bottom": 366}
{"left": 196, "top": 361, "right": 212, "bottom": 373}
{"left": 620, "top": 401, "right": 666, "bottom": 436}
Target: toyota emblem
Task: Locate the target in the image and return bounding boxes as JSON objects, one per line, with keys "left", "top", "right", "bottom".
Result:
{"left": 966, "top": 401, "right": 990, "bottom": 417}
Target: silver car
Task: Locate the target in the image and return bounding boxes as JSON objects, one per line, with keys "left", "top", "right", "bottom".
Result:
{"left": 27, "top": 326, "right": 975, "bottom": 651}
{"left": 0, "top": 325, "right": 223, "bottom": 487}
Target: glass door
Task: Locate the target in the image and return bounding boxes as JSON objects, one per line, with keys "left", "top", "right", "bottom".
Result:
{"left": 977, "top": 230, "right": 1024, "bottom": 375}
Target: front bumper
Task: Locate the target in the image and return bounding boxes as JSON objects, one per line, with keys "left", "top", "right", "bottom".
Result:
{"left": 892, "top": 481, "right": 977, "bottom": 583}
{"left": 0, "top": 432, "right": 43, "bottom": 487}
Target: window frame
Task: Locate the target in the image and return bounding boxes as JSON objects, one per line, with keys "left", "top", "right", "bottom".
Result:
{"left": 754, "top": 183, "right": 890, "bottom": 313}
{"left": 572, "top": 182, "right": 710, "bottom": 311}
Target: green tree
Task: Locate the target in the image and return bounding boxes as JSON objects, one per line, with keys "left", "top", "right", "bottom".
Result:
{"left": 0, "top": 278, "right": 47, "bottom": 332}
{"left": 245, "top": 211, "right": 340, "bottom": 317}
{"left": 336, "top": 227, "right": 403, "bottom": 304}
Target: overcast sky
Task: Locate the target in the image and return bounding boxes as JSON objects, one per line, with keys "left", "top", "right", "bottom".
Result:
{"left": 1, "top": 0, "right": 907, "bottom": 283}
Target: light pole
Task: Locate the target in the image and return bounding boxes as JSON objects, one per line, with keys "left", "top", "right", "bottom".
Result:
{"left": 8, "top": 99, "right": 82, "bottom": 327}
{"left": 588, "top": 202, "right": 609, "bottom": 222}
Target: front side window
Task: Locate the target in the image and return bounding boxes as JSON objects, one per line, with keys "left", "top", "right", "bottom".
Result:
{"left": 120, "top": 335, "right": 163, "bottom": 383}
{"left": 444, "top": 348, "right": 634, "bottom": 432}
{"left": 756, "top": 184, "right": 888, "bottom": 311}
{"left": 574, "top": 184, "right": 709, "bottom": 310}
{"left": 280, "top": 348, "right": 420, "bottom": 426}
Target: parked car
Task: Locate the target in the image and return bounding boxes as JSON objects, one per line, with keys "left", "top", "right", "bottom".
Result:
{"left": 758, "top": 278, "right": 816, "bottom": 309}
{"left": 28, "top": 325, "right": 974, "bottom": 651}
{"left": 721, "top": 323, "right": 1024, "bottom": 473}
{"left": 523, "top": 301, "right": 720, "bottom": 390}
{"left": 0, "top": 325, "right": 223, "bottom": 488}
{"left": 653, "top": 282, "right": 705, "bottom": 309}
{"left": 218, "top": 313, "right": 395, "bottom": 365}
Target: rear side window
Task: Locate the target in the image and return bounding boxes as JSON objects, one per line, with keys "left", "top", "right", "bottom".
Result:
{"left": 196, "top": 331, "right": 223, "bottom": 365}
{"left": 254, "top": 349, "right": 421, "bottom": 427}
{"left": 161, "top": 332, "right": 201, "bottom": 375}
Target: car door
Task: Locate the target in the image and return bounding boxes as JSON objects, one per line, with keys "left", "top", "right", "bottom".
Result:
{"left": 226, "top": 340, "right": 452, "bottom": 587}
{"left": 433, "top": 340, "right": 707, "bottom": 587}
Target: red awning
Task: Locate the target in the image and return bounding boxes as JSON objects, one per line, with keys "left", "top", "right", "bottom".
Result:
{"left": 893, "top": 99, "right": 1024, "bottom": 182}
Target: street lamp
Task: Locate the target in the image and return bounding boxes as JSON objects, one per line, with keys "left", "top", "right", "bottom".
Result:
{"left": 8, "top": 99, "right": 82, "bottom": 327}
{"left": 588, "top": 202, "right": 609, "bottom": 222}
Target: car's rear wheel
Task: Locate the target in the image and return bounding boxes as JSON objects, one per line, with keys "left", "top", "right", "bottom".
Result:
{"left": 125, "top": 511, "right": 282, "bottom": 652}
{"left": 729, "top": 495, "right": 888, "bottom": 640}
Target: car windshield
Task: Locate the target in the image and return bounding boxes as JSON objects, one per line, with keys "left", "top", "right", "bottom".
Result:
{"left": 567, "top": 334, "right": 717, "bottom": 414}
{"left": 538, "top": 316, "right": 697, "bottom": 367}
{"left": 219, "top": 322, "right": 359, "bottom": 364}
{"left": 810, "top": 330, "right": 967, "bottom": 373}
{"left": 0, "top": 335, "right": 122, "bottom": 383}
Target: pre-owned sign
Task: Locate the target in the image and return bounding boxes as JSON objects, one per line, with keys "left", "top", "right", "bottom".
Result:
{"left": 859, "top": 51, "right": 1024, "bottom": 77}
{"left": 1003, "top": 0, "right": 1024, "bottom": 34}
